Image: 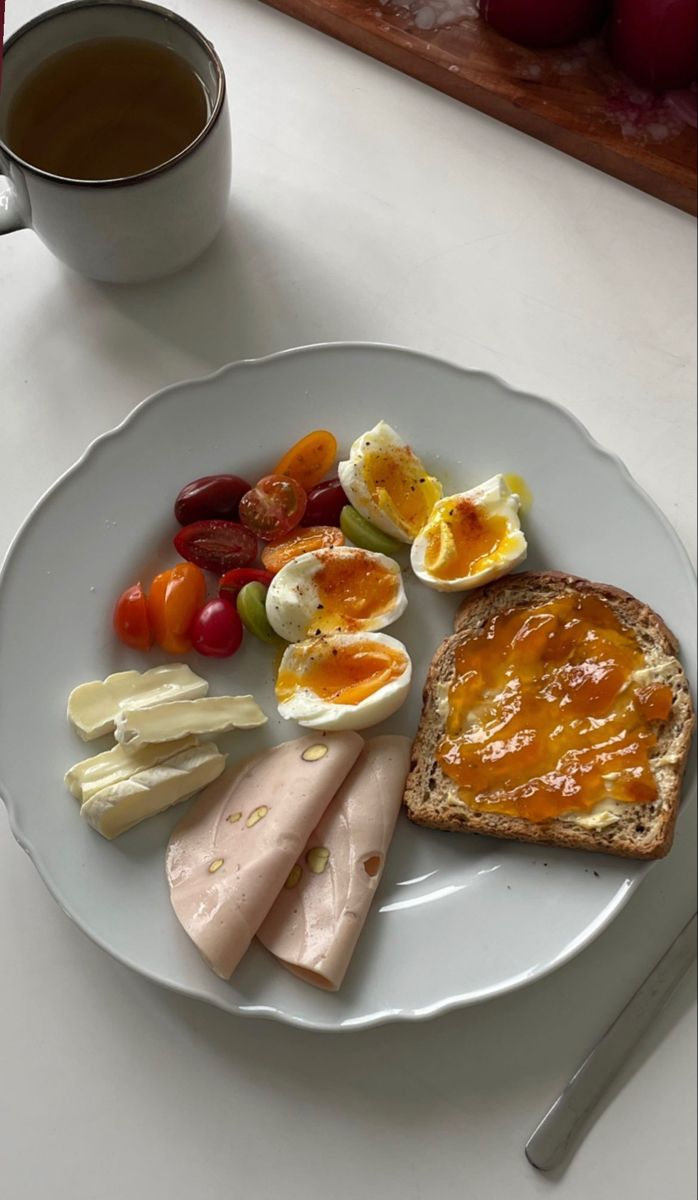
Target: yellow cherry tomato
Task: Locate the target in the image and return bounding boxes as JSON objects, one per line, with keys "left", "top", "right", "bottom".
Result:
{"left": 273, "top": 430, "right": 338, "bottom": 491}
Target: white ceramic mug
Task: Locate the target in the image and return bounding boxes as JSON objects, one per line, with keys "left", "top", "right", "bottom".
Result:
{"left": 0, "top": 0, "right": 231, "bottom": 282}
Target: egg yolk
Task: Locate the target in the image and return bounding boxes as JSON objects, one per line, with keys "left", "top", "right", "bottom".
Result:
{"left": 438, "top": 592, "right": 673, "bottom": 823}
{"left": 503, "top": 474, "right": 533, "bottom": 515}
{"left": 362, "top": 444, "right": 440, "bottom": 538}
{"left": 276, "top": 640, "right": 407, "bottom": 707}
{"left": 424, "top": 498, "right": 515, "bottom": 581}
{"left": 311, "top": 552, "right": 399, "bottom": 632}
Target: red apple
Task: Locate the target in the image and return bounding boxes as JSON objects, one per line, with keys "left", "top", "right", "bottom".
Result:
{"left": 479, "top": 0, "right": 611, "bottom": 48}
{"left": 610, "top": 0, "right": 698, "bottom": 91}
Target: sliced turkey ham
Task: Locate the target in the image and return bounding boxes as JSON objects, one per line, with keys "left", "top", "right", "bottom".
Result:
{"left": 257, "top": 735, "right": 411, "bottom": 991}
{"left": 166, "top": 731, "right": 363, "bottom": 979}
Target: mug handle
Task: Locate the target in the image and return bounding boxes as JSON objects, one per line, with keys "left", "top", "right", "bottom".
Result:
{"left": 1, "top": 175, "right": 26, "bottom": 234}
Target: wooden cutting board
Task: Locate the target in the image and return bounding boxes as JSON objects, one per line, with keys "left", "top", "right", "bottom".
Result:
{"left": 260, "top": 0, "right": 697, "bottom": 215}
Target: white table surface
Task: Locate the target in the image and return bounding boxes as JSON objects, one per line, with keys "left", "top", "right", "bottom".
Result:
{"left": 1, "top": 2, "right": 696, "bottom": 1196}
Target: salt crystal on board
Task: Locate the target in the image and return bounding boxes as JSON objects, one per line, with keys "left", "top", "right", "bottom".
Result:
{"left": 381, "top": 0, "right": 478, "bottom": 31}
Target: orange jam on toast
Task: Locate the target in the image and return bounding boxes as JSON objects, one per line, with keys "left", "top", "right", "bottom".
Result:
{"left": 437, "top": 593, "right": 673, "bottom": 823}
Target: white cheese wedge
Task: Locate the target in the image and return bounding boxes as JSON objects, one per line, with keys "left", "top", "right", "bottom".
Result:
{"left": 68, "top": 665, "right": 208, "bottom": 741}
{"left": 81, "top": 743, "right": 226, "bottom": 839}
{"left": 114, "top": 695, "right": 267, "bottom": 747}
{"left": 65, "top": 736, "right": 199, "bottom": 803}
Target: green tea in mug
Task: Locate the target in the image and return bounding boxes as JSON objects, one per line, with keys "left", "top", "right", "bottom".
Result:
{"left": 6, "top": 36, "right": 209, "bottom": 180}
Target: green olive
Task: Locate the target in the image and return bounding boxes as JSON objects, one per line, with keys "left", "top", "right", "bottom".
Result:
{"left": 236, "top": 582, "right": 280, "bottom": 645}
{"left": 339, "top": 506, "right": 405, "bottom": 557}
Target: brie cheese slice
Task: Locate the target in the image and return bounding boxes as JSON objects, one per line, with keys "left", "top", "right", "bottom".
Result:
{"left": 81, "top": 743, "right": 226, "bottom": 839}
{"left": 68, "top": 665, "right": 208, "bottom": 741}
{"left": 114, "top": 695, "right": 267, "bottom": 747}
{"left": 65, "top": 735, "right": 199, "bottom": 803}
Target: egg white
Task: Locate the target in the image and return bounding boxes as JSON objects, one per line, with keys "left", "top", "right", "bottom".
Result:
{"left": 411, "top": 475, "right": 527, "bottom": 592}
{"left": 266, "top": 547, "right": 407, "bottom": 642}
{"left": 275, "top": 632, "right": 412, "bottom": 731}
{"left": 338, "top": 420, "right": 442, "bottom": 543}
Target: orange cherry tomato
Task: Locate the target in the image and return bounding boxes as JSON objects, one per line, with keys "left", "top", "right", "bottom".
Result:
{"left": 113, "top": 582, "right": 152, "bottom": 651}
{"left": 273, "top": 430, "right": 338, "bottom": 492}
{"left": 260, "top": 526, "right": 345, "bottom": 574}
{"left": 148, "top": 563, "right": 207, "bottom": 653}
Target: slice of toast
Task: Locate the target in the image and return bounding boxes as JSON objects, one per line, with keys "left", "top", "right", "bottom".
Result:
{"left": 404, "top": 572, "right": 695, "bottom": 860}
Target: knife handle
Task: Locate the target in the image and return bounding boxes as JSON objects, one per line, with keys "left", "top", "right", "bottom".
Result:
{"left": 525, "top": 911, "right": 697, "bottom": 1173}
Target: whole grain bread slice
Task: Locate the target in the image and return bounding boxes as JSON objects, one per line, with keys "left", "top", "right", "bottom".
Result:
{"left": 404, "top": 572, "right": 695, "bottom": 860}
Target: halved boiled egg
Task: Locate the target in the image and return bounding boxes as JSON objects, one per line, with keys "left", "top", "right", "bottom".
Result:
{"left": 338, "top": 421, "right": 442, "bottom": 543}
{"left": 266, "top": 547, "right": 407, "bottom": 642}
{"left": 275, "top": 632, "right": 412, "bottom": 731}
{"left": 410, "top": 475, "right": 527, "bottom": 592}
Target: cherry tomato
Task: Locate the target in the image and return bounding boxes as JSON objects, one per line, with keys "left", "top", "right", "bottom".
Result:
{"left": 261, "top": 526, "right": 345, "bottom": 574}
{"left": 300, "top": 477, "right": 348, "bottom": 528}
{"left": 174, "top": 520, "right": 258, "bottom": 574}
{"left": 190, "top": 597, "right": 243, "bottom": 658}
{"left": 174, "top": 474, "right": 251, "bottom": 525}
{"left": 238, "top": 475, "right": 307, "bottom": 542}
{"left": 113, "top": 582, "right": 152, "bottom": 651}
{"left": 148, "top": 563, "right": 207, "bottom": 653}
{"left": 273, "top": 430, "right": 338, "bottom": 491}
{"left": 219, "top": 567, "right": 275, "bottom": 602}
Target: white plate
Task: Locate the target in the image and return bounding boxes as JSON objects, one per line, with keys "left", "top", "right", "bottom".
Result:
{"left": 1, "top": 344, "right": 695, "bottom": 1030}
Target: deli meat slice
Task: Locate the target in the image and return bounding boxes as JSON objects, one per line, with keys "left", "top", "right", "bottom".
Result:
{"left": 258, "top": 735, "right": 411, "bottom": 991}
{"left": 166, "top": 731, "right": 363, "bottom": 979}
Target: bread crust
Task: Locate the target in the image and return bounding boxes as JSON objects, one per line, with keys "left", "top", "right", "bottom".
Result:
{"left": 404, "top": 572, "right": 695, "bottom": 860}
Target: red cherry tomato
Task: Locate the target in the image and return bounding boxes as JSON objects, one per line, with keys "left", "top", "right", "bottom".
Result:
{"left": 301, "top": 477, "right": 348, "bottom": 527}
{"left": 113, "top": 582, "right": 152, "bottom": 651}
{"left": 174, "top": 520, "right": 258, "bottom": 574}
{"left": 148, "top": 563, "right": 207, "bottom": 654}
{"left": 190, "top": 597, "right": 243, "bottom": 658}
{"left": 238, "top": 475, "right": 307, "bottom": 542}
{"left": 610, "top": 0, "right": 697, "bottom": 91}
{"left": 174, "top": 474, "right": 252, "bottom": 525}
{"left": 480, "top": 0, "right": 609, "bottom": 47}
{"left": 219, "top": 567, "right": 275, "bottom": 602}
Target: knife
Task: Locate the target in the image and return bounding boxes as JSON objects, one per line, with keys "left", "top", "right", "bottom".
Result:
{"left": 525, "top": 910, "right": 697, "bottom": 1172}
